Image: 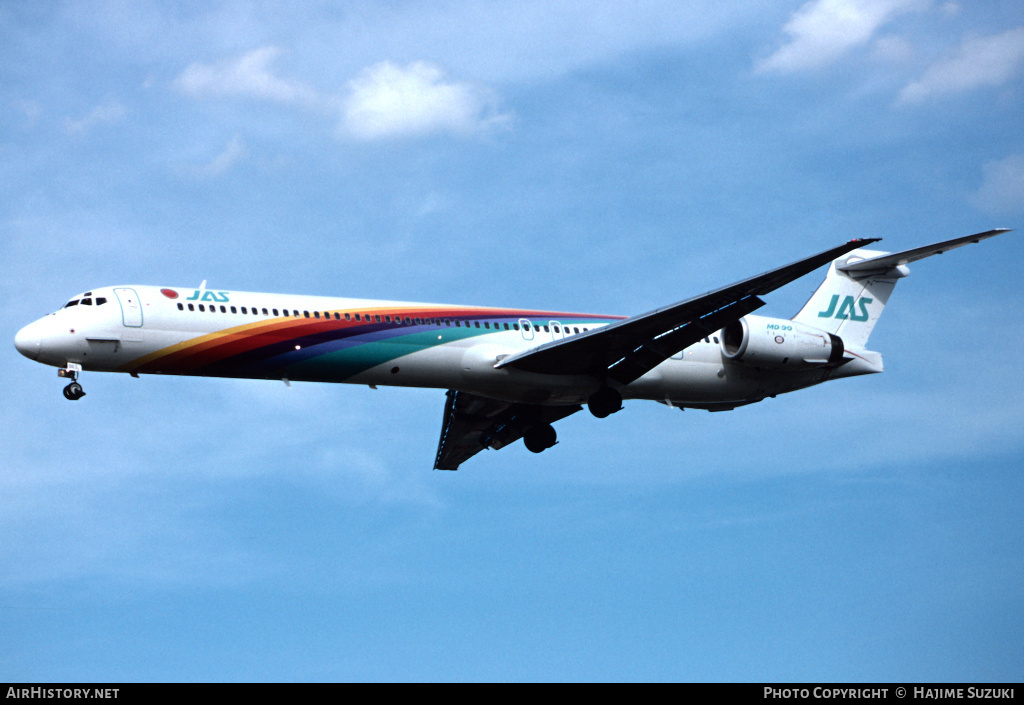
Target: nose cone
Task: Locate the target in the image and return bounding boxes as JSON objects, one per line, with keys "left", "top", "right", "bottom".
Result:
{"left": 15, "top": 320, "right": 42, "bottom": 361}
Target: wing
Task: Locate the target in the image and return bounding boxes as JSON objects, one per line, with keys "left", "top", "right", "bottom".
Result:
{"left": 434, "top": 390, "right": 581, "bottom": 470}
{"left": 495, "top": 238, "right": 878, "bottom": 385}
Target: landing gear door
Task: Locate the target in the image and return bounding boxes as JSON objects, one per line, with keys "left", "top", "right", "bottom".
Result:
{"left": 114, "top": 288, "right": 143, "bottom": 327}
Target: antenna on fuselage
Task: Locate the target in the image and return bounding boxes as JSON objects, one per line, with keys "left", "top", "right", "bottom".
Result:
{"left": 198, "top": 279, "right": 207, "bottom": 290}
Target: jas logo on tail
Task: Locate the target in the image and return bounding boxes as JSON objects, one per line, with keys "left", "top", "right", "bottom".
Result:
{"left": 818, "top": 295, "right": 872, "bottom": 322}
{"left": 186, "top": 290, "right": 230, "bottom": 303}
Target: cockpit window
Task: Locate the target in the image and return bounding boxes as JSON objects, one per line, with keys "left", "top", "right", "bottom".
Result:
{"left": 96, "top": 297, "right": 107, "bottom": 305}
{"left": 81, "top": 298, "right": 93, "bottom": 305}
{"left": 64, "top": 300, "right": 79, "bottom": 308}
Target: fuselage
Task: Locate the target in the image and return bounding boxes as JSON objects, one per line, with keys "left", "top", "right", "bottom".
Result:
{"left": 14, "top": 284, "right": 853, "bottom": 408}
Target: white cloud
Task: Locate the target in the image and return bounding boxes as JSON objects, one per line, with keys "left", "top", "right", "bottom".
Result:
{"left": 899, "top": 26, "right": 1024, "bottom": 103}
{"left": 196, "top": 135, "right": 247, "bottom": 178}
{"left": 63, "top": 99, "right": 127, "bottom": 135}
{"left": 870, "top": 35, "right": 914, "bottom": 63}
{"left": 756, "top": 0, "right": 925, "bottom": 74}
{"left": 14, "top": 99, "right": 43, "bottom": 129}
{"left": 174, "top": 46, "right": 319, "bottom": 107}
{"left": 175, "top": 49, "right": 510, "bottom": 142}
{"left": 339, "top": 61, "right": 511, "bottom": 140}
{"left": 970, "top": 153, "right": 1024, "bottom": 215}
{"left": 940, "top": 2, "right": 961, "bottom": 17}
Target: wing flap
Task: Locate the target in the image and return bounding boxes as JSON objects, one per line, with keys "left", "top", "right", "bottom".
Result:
{"left": 433, "top": 390, "right": 581, "bottom": 470}
{"left": 607, "top": 295, "right": 764, "bottom": 385}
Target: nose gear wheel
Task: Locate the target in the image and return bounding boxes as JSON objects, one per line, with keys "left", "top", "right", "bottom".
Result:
{"left": 63, "top": 382, "right": 85, "bottom": 400}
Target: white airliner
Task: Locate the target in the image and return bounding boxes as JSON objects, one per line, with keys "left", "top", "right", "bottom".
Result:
{"left": 14, "top": 229, "right": 1009, "bottom": 470}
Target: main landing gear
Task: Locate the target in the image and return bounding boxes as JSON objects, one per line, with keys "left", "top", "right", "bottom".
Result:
{"left": 521, "top": 387, "right": 623, "bottom": 455}
{"left": 523, "top": 423, "right": 557, "bottom": 454}
{"left": 587, "top": 387, "right": 622, "bottom": 419}
{"left": 59, "top": 363, "right": 86, "bottom": 401}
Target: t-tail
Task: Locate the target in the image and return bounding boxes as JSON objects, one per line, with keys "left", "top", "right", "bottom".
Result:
{"left": 791, "top": 229, "right": 1011, "bottom": 371}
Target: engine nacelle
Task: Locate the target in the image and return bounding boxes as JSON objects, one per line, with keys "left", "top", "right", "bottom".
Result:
{"left": 721, "top": 315, "right": 844, "bottom": 370}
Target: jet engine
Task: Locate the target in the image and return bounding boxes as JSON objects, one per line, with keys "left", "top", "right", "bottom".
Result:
{"left": 721, "top": 315, "right": 844, "bottom": 370}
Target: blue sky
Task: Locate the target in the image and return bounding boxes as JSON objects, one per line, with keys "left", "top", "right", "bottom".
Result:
{"left": 2, "top": 0, "right": 1023, "bottom": 682}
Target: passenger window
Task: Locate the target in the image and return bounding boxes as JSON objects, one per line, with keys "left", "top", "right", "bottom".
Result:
{"left": 231, "top": 306, "right": 237, "bottom": 314}
{"left": 219, "top": 305, "right": 226, "bottom": 313}
{"left": 375, "top": 315, "right": 382, "bottom": 323}
{"left": 714, "top": 336, "right": 719, "bottom": 344}
{"left": 574, "top": 327, "right": 579, "bottom": 334}
{"left": 314, "top": 311, "right": 320, "bottom": 319}
{"left": 264, "top": 308, "right": 270, "bottom": 315}
{"left": 272, "top": 309, "right": 279, "bottom": 316}
{"left": 177, "top": 303, "right": 184, "bottom": 311}
{"left": 188, "top": 303, "right": 195, "bottom": 311}
{"left": 484, "top": 322, "right": 490, "bottom": 329}
{"left": 241, "top": 307, "right": 247, "bottom": 314}
{"left": 513, "top": 323, "right": 520, "bottom": 331}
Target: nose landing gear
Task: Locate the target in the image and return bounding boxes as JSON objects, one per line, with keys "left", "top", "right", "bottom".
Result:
{"left": 63, "top": 382, "right": 85, "bottom": 400}
{"left": 58, "top": 363, "right": 86, "bottom": 401}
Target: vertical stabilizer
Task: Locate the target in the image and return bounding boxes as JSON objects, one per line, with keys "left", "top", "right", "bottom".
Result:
{"left": 791, "top": 249, "right": 900, "bottom": 349}
{"left": 792, "top": 229, "right": 1010, "bottom": 349}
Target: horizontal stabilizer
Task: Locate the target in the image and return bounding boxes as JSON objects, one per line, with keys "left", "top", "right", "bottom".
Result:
{"left": 837, "top": 229, "right": 1011, "bottom": 279}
